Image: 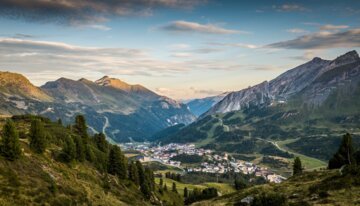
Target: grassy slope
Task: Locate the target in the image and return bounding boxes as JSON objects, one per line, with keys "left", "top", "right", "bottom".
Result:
{"left": 193, "top": 170, "right": 360, "bottom": 206}
{"left": 0, "top": 117, "right": 182, "bottom": 206}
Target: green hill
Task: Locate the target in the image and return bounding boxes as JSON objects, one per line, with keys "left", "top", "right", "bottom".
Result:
{"left": 0, "top": 115, "right": 182, "bottom": 206}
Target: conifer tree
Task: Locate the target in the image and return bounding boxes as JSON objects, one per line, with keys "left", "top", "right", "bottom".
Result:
{"left": 329, "top": 133, "right": 355, "bottom": 169}
{"left": 73, "top": 135, "right": 85, "bottom": 162}
{"left": 93, "top": 133, "right": 108, "bottom": 153}
{"left": 57, "top": 118, "right": 62, "bottom": 125}
{"left": 74, "top": 115, "right": 88, "bottom": 141}
{"left": 0, "top": 120, "right": 21, "bottom": 161}
{"left": 172, "top": 182, "right": 177, "bottom": 193}
{"left": 129, "top": 161, "right": 140, "bottom": 185}
{"left": 29, "top": 119, "right": 46, "bottom": 154}
{"left": 61, "top": 135, "right": 76, "bottom": 162}
{"left": 164, "top": 184, "right": 167, "bottom": 191}
{"left": 293, "top": 157, "right": 303, "bottom": 175}
{"left": 184, "top": 187, "right": 188, "bottom": 198}
{"left": 159, "top": 178, "right": 163, "bottom": 187}
{"left": 108, "top": 145, "right": 127, "bottom": 179}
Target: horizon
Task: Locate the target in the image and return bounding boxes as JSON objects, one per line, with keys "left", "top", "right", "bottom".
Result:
{"left": 0, "top": 0, "right": 359, "bottom": 100}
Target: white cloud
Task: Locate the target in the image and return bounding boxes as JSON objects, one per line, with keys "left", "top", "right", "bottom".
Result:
{"left": 273, "top": 4, "right": 308, "bottom": 12}
{"left": 320, "top": 24, "right": 349, "bottom": 31}
{"left": 161, "top": 20, "right": 246, "bottom": 34}
{"left": 286, "top": 28, "right": 308, "bottom": 33}
{"left": 267, "top": 29, "right": 360, "bottom": 49}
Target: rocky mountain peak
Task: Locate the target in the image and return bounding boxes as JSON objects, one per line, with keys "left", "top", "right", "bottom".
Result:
{"left": 332, "top": 50, "right": 359, "bottom": 65}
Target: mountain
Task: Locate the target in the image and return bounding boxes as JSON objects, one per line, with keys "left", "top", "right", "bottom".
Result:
{"left": 157, "top": 50, "right": 360, "bottom": 169}
{"left": 186, "top": 93, "right": 228, "bottom": 117}
{"left": 203, "top": 51, "right": 359, "bottom": 116}
{"left": 0, "top": 73, "right": 195, "bottom": 142}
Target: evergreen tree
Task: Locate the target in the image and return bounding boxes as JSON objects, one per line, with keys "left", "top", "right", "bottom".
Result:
{"left": 73, "top": 135, "right": 85, "bottom": 162}
{"left": 0, "top": 120, "right": 21, "bottom": 161}
{"left": 184, "top": 187, "right": 188, "bottom": 198}
{"left": 128, "top": 161, "right": 140, "bottom": 185}
{"left": 74, "top": 115, "right": 88, "bottom": 141}
{"left": 293, "top": 157, "right": 303, "bottom": 175}
{"left": 145, "top": 167, "right": 155, "bottom": 191}
{"left": 164, "top": 184, "right": 168, "bottom": 191}
{"left": 159, "top": 178, "right": 163, "bottom": 187}
{"left": 234, "top": 178, "right": 247, "bottom": 190}
{"left": 328, "top": 133, "right": 355, "bottom": 169}
{"left": 108, "top": 145, "right": 127, "bottom": 179}
{"left": 172, "top": 182, "right": 177, "bottom": 193}
{"left": 29, "top": 119, "right": 46, "bottom": 154}
{"left": 93, "top": 133, "right": 108, "bottom": 153}
{"left": 61, "top": 135, "right": 76, "bottom": 162}
{"left": 57, "top": 118, "right": 62, "bottom": 125}
{"left": 85, "top": 145, "right": 96, "bottom": 162}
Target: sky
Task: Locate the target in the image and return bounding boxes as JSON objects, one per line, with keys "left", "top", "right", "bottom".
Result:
{"left": 0, "top": 0, "right": 359, "bottom": 100}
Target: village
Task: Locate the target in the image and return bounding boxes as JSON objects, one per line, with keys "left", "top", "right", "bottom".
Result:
{"left": 121, "top": 142, "right": 286, "bottom": 183}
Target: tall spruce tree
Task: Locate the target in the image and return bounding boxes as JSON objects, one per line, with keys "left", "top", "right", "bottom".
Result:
{"left": 108, "top": 145, "right": 127, "bottom": 179}
{"left": 293, "top": 157, "right": 303, "bottom": 175}
{"left": 74, "top": 115, "right": 88, "bottom": 141}
{"left": 128, "top": 161, "right": 140, "bottom": 185}
{"left": 184, "top": 187, "right": 188, "bottom": 198}
{"left": 93, "top": 133, "right": 108, "bottom": 153}
{"left": 73, "top": 135, "right": 85, "bottom": 162}
{"left": 61, "top": 135, "right": 76, "bottom": 162}
{"left": 29, "top": 119, "right": 46, "bottom": 154}
{"left": 328, "top": 133, "right": 355, "bottom": 169}
{"left": 172, "top": 182, "right": 177, "bottom": 193}
{"left": 0, "top": 120, "right": 21, "bottom": 161}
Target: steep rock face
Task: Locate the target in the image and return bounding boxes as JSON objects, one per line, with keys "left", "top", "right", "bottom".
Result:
{"left": 204, "top": 50, "right": 360, "bottom": 116}
{"left": 186, "top": 93, "right": 228, "bottom": 117}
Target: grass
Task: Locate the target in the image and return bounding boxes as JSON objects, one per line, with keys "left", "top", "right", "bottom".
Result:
{"left": 155, "top": 178, "right": 235, "bottom": 197}
{"left": 276, "top": 139, "right": 327, "bottom": 170}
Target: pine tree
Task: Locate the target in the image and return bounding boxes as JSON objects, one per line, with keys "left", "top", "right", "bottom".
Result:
{"left": 172, "top": 182, "right": 177, "bottom": 193}
{"left": 57, "top": 118, "right": 62, "bottom": 125}
{"left": 108, "top": 145, "right": 127, "bottom": 179}
{"left": 61, "top": 135, "right": 76, "bottom": 162}
{"left": 93, "top": 133, "right": 108, "bottom": 153}
{"left": 234, "top": 178, "right": 247, "bottom": 190}
{"left": 293, "top": 157, "right": 303, "bottom": 175}
{"left": 129, "top": 161, "right": 140, "bottom": 185}
{"left": 184, "top": 187, "right": 188, "bottom": 198}
{"left": 73, "top": 135, "right": 85, "bottom": 162}
{"left": 29, "top": 119, "right": 46, "bottom": 154}
{"left": 0, "top": 120, "right": 21, "bottom": 161}
{"left": 86, "top": 145, "right": 95, "bottom": 162}
{"left": 329, "top": 133, "right": 355, "bottom": 169}
{"left": 159, "top": 178, "right": 163, "bottom": 187}
{"left": 164, "top": 184, "right": 167, "bottom": 191}
{"left": 74, "top": 115, "right": 88, "bottom": 141}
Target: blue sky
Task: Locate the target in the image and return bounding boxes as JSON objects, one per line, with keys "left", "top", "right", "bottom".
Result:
{"left": 0, "top": 0, "right": 359, "bottom": 100}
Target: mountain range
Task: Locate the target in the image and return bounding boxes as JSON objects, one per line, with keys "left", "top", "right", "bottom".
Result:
{"left": 185, "top": 93, "right": 228, "bottom": 117}
{"left": 156, "top": 50, "right": 360, "bottom": 164}
{"left": 0, "top": 73, "right": 195, "bottom": 142}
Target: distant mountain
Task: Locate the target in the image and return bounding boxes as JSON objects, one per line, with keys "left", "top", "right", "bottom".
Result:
{"left": 158, "top": 50, "right": 360, "bottom": 162}
{"left": 0, "top": 73, "right": 195, "bottom": 142}
{"left": 203, "top": 51, "right": 359, "bottom": 117}
{"left": 186, "top": 93, "right": 228, "bottom": 117}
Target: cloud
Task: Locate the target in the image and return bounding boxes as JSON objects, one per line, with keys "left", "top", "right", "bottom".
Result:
{"left": 0, "top": 0, "right": 205, "bottom": 26}
{"left": 84, "top": 24, "right": 111, "bottom": 31}
{"left": 267, "top": 29, "right": 360, "bottom": 49}
{"left": 286, "top": 28, "right": 308, "bottom": 33}
{"left": 319, "top": 24, "right": 349, "bottom": 31}
{"left": 171, "top": 52, "right": 192, "bottom": 58}
{"left": 209, "top": 42, "right": 258, "bottom": 49}
{"left": 160, "top": 20, "right": 244, "bottom": 34}
{"left": 0, "top": 38, "right": 247, "bottom": 86}
{"left": 273, "top": 4, "right": 308, "bottom": 12}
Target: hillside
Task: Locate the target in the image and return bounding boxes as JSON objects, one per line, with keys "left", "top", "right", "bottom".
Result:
{"left": 0, "top": 72, "right": 195, "bottom": 142}
{"left": 0, "top": 115, "right": 182, "bottom": 206}
{"left": 193, "top": 169, "right": 360, "bottom": 206}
